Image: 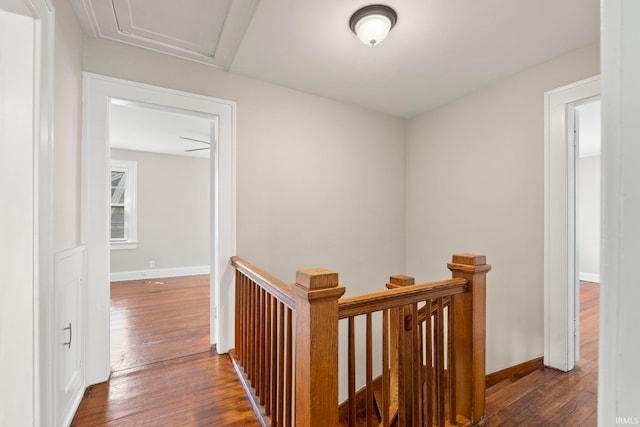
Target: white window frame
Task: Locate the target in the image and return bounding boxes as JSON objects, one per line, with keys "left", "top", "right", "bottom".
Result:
{"left": 110, "top": 160, "right": 138, "bottom": 250}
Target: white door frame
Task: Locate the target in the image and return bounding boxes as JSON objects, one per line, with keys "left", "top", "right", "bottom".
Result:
{"left": 544, "top": 75, "right": 600, "bottom": 372}
{"left": 0, "top": 0, "right": 54, "bottom": 425}
{"left": 82, "top": 73, "right": 236, "bottom": 385}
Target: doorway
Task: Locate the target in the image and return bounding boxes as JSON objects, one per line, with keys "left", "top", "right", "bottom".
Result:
{"left": 544, "top": 76, "right": 600, "bottom": 372}
{"left": 107, "top": 99, "right": 214, "bottom": 371}
{"left": 574, "top": 99, "right": 601, "bottom": 365}
{"left": 575, "top": 100, "right": 601, "bottom": 286}
{"left": 82, "top": 73, "right": 237, "bottom": 386}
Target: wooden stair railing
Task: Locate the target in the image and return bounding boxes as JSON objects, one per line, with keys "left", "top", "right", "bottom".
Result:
{"left": 230, "top": 254, "right": 490, "bottom": 427}
{"left": 231, "top": 256, "right": 297, "bottom": 427}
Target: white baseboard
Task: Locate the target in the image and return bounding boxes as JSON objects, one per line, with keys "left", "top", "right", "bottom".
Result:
{"left": 579, "top": 272, "right": 600, "bottom": 283}
{"left": 110, "top": 265, "right": 210, "bottom": 282}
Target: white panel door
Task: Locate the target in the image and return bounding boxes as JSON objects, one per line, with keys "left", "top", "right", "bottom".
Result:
{"left": 54, "top": 247, "right": 86, "bottom": 426}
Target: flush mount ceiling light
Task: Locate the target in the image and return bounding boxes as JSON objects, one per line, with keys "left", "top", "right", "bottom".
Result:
{"left": 349, "top": 4, "right": 397, "bottom": 46}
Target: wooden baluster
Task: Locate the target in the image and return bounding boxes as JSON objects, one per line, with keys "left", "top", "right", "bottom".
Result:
{"left": 261, "top": 289, "right": 267, "bottom": 403}
{"left": 235, "top": 272, "right": 241, "bottom": 360}
{"left": 435, "top": 298, "right": 445, "bottom": 426}
{"left": 348, "top": 317, "right": 356, "bottom": 427}
{"left": 238, "top": 274, "right": 243, "bottom": 365}
{"left": 419, "top": 320, "right": 424, "bottom": 425}
{"left": 277, "top": 302, "right": 285, "bottom": 427}
{"left": 382, "top": 309, "right": 390, "bottom": 427}
{"left": 411, "top": 302, "right": 421, "bottom": 426}
{"left": 447, "top": 298, "right": 456, "bottom": 425}
{"left": 258, "top": 288, "right": 265, "bottom": 401}
{"left": 242, "top": 274, "right": 247, "bottom": 362}
{"left": 250, "top": 281, "right": 256, "bottom": 384}
{"left": 255, "top": 282, "right": 261, "bottom": 387}
{"left": 366, "top": 313, "right": 374, "bottom": 427}
{"left": 269, "top": 296, "right": 278, "bottom": 421}
{"left": 235, "top": 271, "right": 240, "bottom": 359}
{"left": 424, "top": 300, "right": 433, "bottom": 427}
{"left": 448, "top": 254, "right": 491, "bottom": 425}
{"left": 265, "top": 293, "right": 272, "bottom": 413}
{"left": 285, "top": 308, "right": 293, "bottom": 427}
{"left": 243, "top": 276, "right": 250, "bottom": 372}
{"left": 387, "top": 275, "right": 415, "bottom": 426}
{"left": 291, "top": 269, "right": 345, "bottom": 427}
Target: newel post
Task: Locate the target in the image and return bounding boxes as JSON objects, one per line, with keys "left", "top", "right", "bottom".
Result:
{"left": 448, "top": 254, "right": 491, "bottom": 425}
{"left": 291, "top": 268, "right": 346, "bottom": 426}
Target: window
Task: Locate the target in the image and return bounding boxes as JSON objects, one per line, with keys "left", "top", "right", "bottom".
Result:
{"left": 110, "top": 160, "right": 137, "bottom": 250}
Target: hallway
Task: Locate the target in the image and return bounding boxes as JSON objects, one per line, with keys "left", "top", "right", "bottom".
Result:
{"left": 71, "top": 277, "right": 599, "bottom": 425}
{"left": 485, "top": 281, "right": 599, "bottom": 425}
{"left": 71, "top": 276, "right": 259, "bottom": 426}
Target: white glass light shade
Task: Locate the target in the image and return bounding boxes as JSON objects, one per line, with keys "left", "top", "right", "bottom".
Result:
{"left": 355, "top": 14, "right": 392, "bottom": 46}
{"left": 349, "top": 5, "right": 397, "bottom": 47}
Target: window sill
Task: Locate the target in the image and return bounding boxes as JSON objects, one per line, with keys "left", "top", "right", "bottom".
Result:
{"left": 110, "top": 241, "right": 138, "bottom": 251}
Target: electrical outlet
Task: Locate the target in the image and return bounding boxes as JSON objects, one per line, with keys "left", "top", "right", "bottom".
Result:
{"left": 149, "top": 260, "right": 155, "bottom": 268}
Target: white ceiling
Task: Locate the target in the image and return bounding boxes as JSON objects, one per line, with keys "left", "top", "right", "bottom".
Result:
{"left": 71, "top": 0, "right": 599, "bottom": 119}
{"left": 73, "top": 0, "right": 599, "bottom": 155}
{"left": 231, "top": 0, "right": 599, "bottom": 117}
{"left": 109, "top": 100, "right": 213, "bottom": 159}
{"left": 70, "top": 0, "right": 260, "bottom": 69}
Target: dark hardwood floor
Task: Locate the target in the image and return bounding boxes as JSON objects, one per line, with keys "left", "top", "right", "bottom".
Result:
{"left": 485, "top": 281, "right": 599, "bottom": 426}
{"left": 71, "top": 277, "right": 599, "bottom": 426}
{"left": 109, "top": 275, "right": 212, "bottom": 372}
{"left": 71, "top": 275, "right": 260, "bottom": 426}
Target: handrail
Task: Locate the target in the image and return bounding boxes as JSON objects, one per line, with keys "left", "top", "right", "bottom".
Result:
{"left": 337, "top": 278, "right": 467, "bottom": 319}
{"left": 231, "top": 256, "right": 296, "bottom": 309}
{"left": 231, "top": 253, "right": 490, "bottom": 427}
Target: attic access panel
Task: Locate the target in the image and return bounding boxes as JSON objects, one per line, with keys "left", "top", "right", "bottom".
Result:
{"left": 112, "top": 0, "right": 230, "bottom": 56}
{"left": 71, "top": 0, "right": 259, "bottom": 69}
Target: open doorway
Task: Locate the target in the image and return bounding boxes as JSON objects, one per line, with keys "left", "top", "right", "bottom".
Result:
{"left": 107, "top": 100, "right": 213, "bottom": 371}
{"left": 574, "top": 99, "right": 601, "bottom": 367}
{"left": 575, "top": 100, "right": 601, "bottom": 286}
{"left": 82, "top": 74, "right": 236, "bottom": 386}
{"left": 544, "top": 76, "right": 599, "bottom": 372}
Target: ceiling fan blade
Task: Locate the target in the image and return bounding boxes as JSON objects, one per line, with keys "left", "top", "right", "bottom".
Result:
{"left": 184, "top": 147, "right": 211, "bottom": 152}
{"left": 179, "top": 136, "right": 211, "bottom": 145}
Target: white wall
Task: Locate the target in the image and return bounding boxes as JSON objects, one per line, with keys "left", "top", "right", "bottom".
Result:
{"left": 0, "top": 10, "right": 36, "bottom": 425}
{"left": 110, "top": 148, "right": 210, "bottom": 274}
{"left": 83, "top": 37, "right": 407, "bottom": 296}
{"left": 405, "top": 44, "right": 599, "bottom": 373}
{"left": 83, "top": 36, "right": 605, "bottom": 377}
{"left": 599, "top": 0, "right": 640, "bottom": 421}
{"left": 578, "top": 155, "right": 600, "bottom": 280}
{"left": 5, "top": 0, "right": 638, "bottom": 422}
{"left": 53, "top": 0, "right": 83, "bottom": 252}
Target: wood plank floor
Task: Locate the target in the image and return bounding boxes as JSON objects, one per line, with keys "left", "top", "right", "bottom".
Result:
{"left": 71, "top": 275, "right": 260, "bottom": 426}
{"left": 485, "top": 281, "right": 599, "bottom": 426}
{"left": 109, "top": 275, "right": 212, "bottom": 372}
{"left": 72, "top": 277, "right": 599, "bottom": 426}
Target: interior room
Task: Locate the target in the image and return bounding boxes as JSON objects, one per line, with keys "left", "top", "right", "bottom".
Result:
{"left": 2, "top": 0, "right": 640, "bottom": 426}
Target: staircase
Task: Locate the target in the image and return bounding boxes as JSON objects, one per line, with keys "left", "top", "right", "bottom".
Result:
{"left": 341, "top": 367, "right": 544, "bottom": 427}
{"left": 231, "top": 254, "right": 491, "bottom": 427}
{"left": 338, "top": 377, "right": 397, "bottom": 427}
